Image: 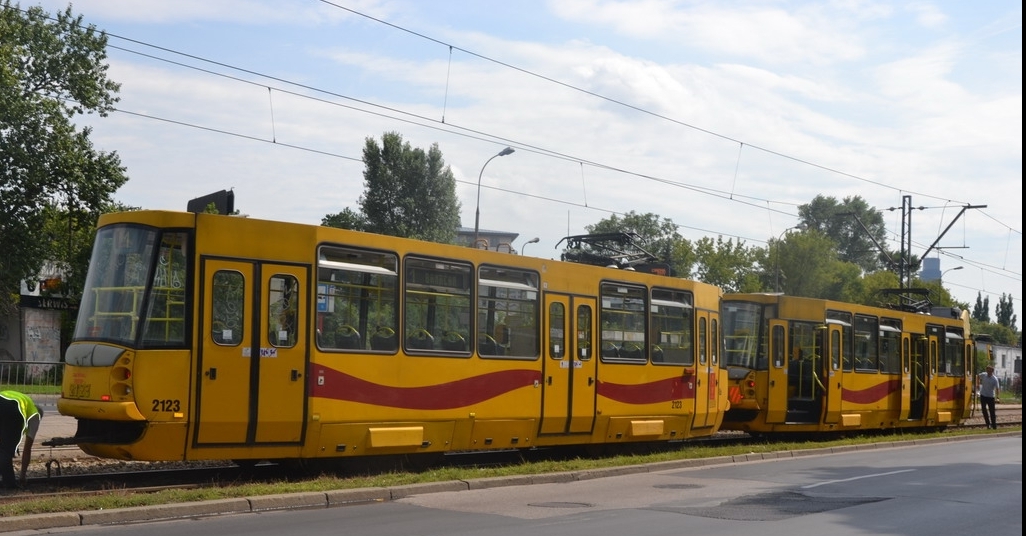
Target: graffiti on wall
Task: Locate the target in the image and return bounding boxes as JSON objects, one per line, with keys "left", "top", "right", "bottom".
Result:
{"left": 22, "top": 308, "right": 62, "bottom": 379}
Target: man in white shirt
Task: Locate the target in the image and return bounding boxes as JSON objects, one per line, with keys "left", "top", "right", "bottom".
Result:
{"left": 977, "top": 366, "right": 1001, "bottom": 430}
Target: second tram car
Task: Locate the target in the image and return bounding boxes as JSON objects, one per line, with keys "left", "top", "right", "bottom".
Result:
{"left": 50, "top": 211, "right": 726, "bottom": 463}
{"left": 720, "top": 293, "right": 973, "bottom": 434}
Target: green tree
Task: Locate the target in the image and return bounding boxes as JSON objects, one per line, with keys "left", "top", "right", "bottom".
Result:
{"left": 354, "top": 132, "right": 460, "bottom": 242}
{"left": 692, "top": 236, "right": 758, "bottom": 292}
{"left": 972, "top": 292, "right": 991, "bottom": 322}
{"left": 852, "top": 270, "right": 902, "bottom": 306}
{"left": 970, "top": 319, "right": 1018, "bottom": 348}
{"left": 798, "top": 195, "right": 887, "bottom": 273}
{"left": 1, "top": 1, "right": 126, "bottom": 314}
{"left": 995, "top": 293, "right": 1017, "bottom": 331}
{"left": 822, "top": 261, "right": 864, "bottom": 302}
{"left": 772, "top": 230, "right": 840, "bottom": 298}
{"left": 585, "top": 211, "right": 696, "bottom": 278}
{"left": 321, "top": 207, "right": 366, "bottom": 231}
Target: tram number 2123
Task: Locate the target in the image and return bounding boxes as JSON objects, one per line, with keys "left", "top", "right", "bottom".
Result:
{"left": 152, "top": 399, "right": 182, "bottom": 412}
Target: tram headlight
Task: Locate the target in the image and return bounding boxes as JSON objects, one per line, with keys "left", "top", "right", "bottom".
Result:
{"left": 111, "top": 382, "right": 132, "bottom": 397}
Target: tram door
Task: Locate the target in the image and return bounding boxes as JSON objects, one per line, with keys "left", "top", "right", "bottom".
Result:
{"left": 539, "top": 294, "right": 597, "bottom": 435}
{"left": 925, "top": 325, "right": 941, "bottom": 420}
{"left": 195, "top": 259, "right": 307, "bottom": 446}
{"left": 907, "top": 334, "right": 928, "bottom": 421}
{"left": 765, "top": 320, "right": 788, "bottom": 423}
{"left": 823, "top": 324, "right": 843, "bottom": 424}
{"left": 691, "top": 314, "right": 720, "bottom": 429}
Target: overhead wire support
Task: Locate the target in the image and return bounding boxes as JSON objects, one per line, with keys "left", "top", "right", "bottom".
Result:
{"left": 919, "top": 203, "right": 988, "bottom": 261}
{"left": 848, "top": 196, "right": 987, "bottom": 311}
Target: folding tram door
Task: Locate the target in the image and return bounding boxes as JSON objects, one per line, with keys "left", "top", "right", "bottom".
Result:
{"left": 540, "top": 293, "right": 598, "bottom": 435}
{"left": 194, "top": 258, "right": 308, "bottom": 448}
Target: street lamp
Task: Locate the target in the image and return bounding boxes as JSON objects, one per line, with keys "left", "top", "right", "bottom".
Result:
{"left": 941, "top": 265, "right": 964, "bottom": 279}
{"left": 521, "top": 237, "right": 539, "bottom": 256}
{"left": 774, "top": 224, "right": 804, "bottom": 293}
{"left": 473, "top": 147, "right": 515, "bottom": 248}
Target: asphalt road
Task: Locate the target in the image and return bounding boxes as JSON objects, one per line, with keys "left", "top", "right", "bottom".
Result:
{"left": 6, "top": 433, "right": 1018, "bottom": 536}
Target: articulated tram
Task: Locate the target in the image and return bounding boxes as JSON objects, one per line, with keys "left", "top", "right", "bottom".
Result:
{"left": 720, "top": 293, "right": 973, "bottom": 434}
{"left": 49, "top": 211, "right": 726, "bottom": 463}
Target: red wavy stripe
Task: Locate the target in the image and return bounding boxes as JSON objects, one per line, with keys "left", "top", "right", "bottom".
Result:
{"left": 842, "top": 379, "right": 900, "bottom": 404}
{"left": 936, "top": 383, "right": 964, "bottom": 403}
{"left": 598, "top": 376, "right": 695, "bottom": 404}
{"left": 309, "top": 367, "right": 542, "bottom": 410}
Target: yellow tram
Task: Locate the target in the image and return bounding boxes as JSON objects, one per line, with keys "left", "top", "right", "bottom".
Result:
{"left": 51, "top": 211, "right": 726, "bottom": 462}
{"left": 720, "top": 293, "right": 973, "bottom": 434}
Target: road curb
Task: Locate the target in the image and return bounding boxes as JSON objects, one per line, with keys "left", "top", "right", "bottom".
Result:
{"left": 1, "top": 431, "right": 1019, "bottom": 532}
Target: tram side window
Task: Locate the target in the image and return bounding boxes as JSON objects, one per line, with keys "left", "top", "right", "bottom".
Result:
{"left": 927, "top": 324, "right": 942, "bottom": 375}
{"left": 211, "top": 270, "right": 244, "bottom": 346}
{"left": 405, "top": 257, "right": 472, "bottom": 355}
{"left": 600, "top": 283, "right": 647, "bottom": 362}
{"left": 879, "top": 319, "right": 902, "bottom": 373}
{"left": 477, "top": 266, "right": 540, "bottom": 358}
{"left": 316, "top": 247, "right": 398, "bottom": 352}
{"left": 943, "top": 329, "right": 965, "bottom": 375}
{"left": 771, "top": 324, "right": 785, "bottom": 368}
{"left": 549, "top": 302, "right": 565, "bottom": 359}
{"left": 651, "top": 288, "right": 694, "bottom": 365}
{"left": 826, "top": 310, "right": 853, "bottom": 371}
{"left": 853, "top": 314, "right": 879, "bottom": 372}
{"left": 577, "top": 305, "right": 592, "bottom": 359}
{"left": 268, "top": 274, "right": 299, "bottom": 347}
{"left": 711, "top": 318, "right": 718, "bottom": 365}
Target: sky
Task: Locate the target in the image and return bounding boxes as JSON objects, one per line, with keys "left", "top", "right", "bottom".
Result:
{"left": 23, "top": 0, "right": 1023, "bottom": 326}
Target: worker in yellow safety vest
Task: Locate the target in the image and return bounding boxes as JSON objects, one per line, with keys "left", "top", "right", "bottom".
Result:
{"left": 0, "top": 391, "right": 43, "bottom": 489}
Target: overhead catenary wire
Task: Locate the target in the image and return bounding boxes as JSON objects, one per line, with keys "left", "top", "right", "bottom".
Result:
{"left": 11, "top": 3, "right": 1019, "bottom": 301}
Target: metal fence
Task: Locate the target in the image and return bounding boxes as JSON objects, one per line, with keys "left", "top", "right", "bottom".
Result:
{"left": 0, "top": 361, "right": 62, "bottom": 407}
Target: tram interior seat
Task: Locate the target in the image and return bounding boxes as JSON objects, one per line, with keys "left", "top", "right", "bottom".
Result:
{"left": 478, "top": 334, "right": 504, "bottom": 356}
{"left": 407, "top": 330, "right": 435, "bottom": 350}
{"left": 620, "top": 343, "right": 643, "bottom": 359}
{"left": 370, "top": 328, "right": 397, "bottom": 351}
{"left": 856, "top": 358, "right": 876, "bottom": 371}
{"left": 335, "top": 326, "right": 361, "bottom": 350}
{"left": 441, "top": 332, "right": 467, "bottom": 351}
{"left": 601, "top": 342, "right": 620, "bottom": 358}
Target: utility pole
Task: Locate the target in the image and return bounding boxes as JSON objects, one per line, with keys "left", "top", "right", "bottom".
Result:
{"left": 848, "top": 195, "right": 985, "bottom": 311}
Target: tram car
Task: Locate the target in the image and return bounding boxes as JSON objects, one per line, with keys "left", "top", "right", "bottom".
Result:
{"left": 47, "top": 211, "right": 727, "bottom": 463}
{"left": 720, "top": 293, "right": 973, "bottom": 434}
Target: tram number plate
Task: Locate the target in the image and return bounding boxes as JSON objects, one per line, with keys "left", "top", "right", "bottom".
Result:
{"left": 68, "top": 383, "right": 91, "bottom": 398}
{"left": 152, "top": 399, "right": 182, "bottom": 412}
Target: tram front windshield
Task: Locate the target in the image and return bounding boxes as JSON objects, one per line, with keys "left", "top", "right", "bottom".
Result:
{"left": 721, "top": 301, "right": 767, "bottom": 369}
{"left": 73, "top": 224, "right": 190, "bottom": 348}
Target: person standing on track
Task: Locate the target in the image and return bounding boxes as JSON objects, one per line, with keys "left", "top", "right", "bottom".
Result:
{"left": 977, "top": 366, "right": 1001, "bottom": 430}
{"left": 0, "top": 390, "right": 43, "bottom": 489}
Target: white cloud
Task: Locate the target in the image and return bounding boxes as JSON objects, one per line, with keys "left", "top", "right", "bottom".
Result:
{"left": 22, "top": 0, "right": 1020, "bottom": 319}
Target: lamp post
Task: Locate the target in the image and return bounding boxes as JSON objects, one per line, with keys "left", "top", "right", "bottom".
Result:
{"left": 941, "top": 265, "right": 963, "bottom": 280}
{"left": 473, "top": 147, "right": 515, "bottom": 248}
{"left": 520, "top": 237, "right": 539, "bottom": 256}
{"left": 773, "top": 225, "right": 804, "bottom": 293}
